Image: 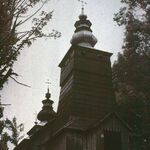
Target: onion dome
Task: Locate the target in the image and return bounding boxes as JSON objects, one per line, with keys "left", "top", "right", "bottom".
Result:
{"left": 70, "top": 14, "right": 98, "bottom": 48}
{"left": 37, "top": 88, "right": 56, "bottom": 122}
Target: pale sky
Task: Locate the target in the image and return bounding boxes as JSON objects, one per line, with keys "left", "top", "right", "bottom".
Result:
{"left": 1, "top": 0, "right": 124, "bottom": 139}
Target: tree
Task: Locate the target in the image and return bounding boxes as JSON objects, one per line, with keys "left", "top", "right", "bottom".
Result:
{"left": 0, "top": 0, "right": 61, "bottom": 89}
{"left": 0, "top": 102, "right": 5, "bottom": 150}
{"left": 112, "top": 0, "right": 150, "bottom": 131}
{"left": 5, "top": 117, "right": 24, "bottom": 147}
{"left": 0, "top": 116, "right": 24, "bottom": 149}
{"left": 0, "top": 0, "right": 60, "bottom": 149}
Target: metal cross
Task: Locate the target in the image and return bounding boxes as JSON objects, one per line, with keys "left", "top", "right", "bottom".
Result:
{"left": 78, "top": 0, "right": 87, "bottom": 14}
{"left": 45, "top": 79, "right": 51, "bottom": 89}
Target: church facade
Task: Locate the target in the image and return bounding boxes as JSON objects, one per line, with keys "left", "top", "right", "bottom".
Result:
{"left": 15, "top": 11, "right": 141, "bottom": 150}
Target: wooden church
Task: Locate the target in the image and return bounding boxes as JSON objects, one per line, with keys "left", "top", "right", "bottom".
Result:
{"left": 15, "top": 10, "right": 134, "bottom": 150}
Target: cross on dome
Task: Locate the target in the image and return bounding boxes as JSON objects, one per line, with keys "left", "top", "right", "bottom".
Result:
{"left": 37, "top": 85, "right": 56, "bottom": 122}
{"left": 45, "top": 79, "right": 51, "bottom": 90}
{"left": 71, "top": 1, "right": 97, "bottom": 48}
{"left": 78, "top": 0, "right": 87, "bottom": 14}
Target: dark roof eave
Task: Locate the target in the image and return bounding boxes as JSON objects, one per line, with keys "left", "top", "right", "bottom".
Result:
{"left": 59, "top": 45, "right": 113, "bottom": 67}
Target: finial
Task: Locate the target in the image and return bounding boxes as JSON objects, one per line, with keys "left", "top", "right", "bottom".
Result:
{"left": 78, "top": 0, "right": 87, "bottom": 14}
{"left": 45, "top": 79, "right": 51, "bottom": 91}
{"left": 45, "top": 79, "right": 51, "bottom": 99}
{"left": 45, "top": 79, "right": 51, "bottom": 88}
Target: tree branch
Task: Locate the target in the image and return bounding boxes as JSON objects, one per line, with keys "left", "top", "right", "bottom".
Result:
{"left": 10, "top": 76, "right": 31, "bottom": 88}
{"left": 19, "top": 1, "right": 46, "bottom": 26}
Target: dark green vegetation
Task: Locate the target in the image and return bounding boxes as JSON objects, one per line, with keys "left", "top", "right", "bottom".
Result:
{"left": 0, "top": 113, "right": 24, "bottom": 149}
{"left": 0, "top": 0, "right": 61, "bottom": 89}
{"left": 113, "top": 0, "right": 150, "bottom": 132}
{"left": 0, "top": 0, "right": 61, "bottom": 149}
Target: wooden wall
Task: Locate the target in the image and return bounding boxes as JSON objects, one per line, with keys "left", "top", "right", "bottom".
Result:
{"left": 57, "top": 45, "right": 116, "bottom": 119}
{"left": 65, "top": 115, "right": 130, "bottom": 150}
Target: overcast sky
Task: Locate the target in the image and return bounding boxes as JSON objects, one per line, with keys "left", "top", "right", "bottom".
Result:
{"left": 1, "top": 0, "right": 124, "bottom": 137}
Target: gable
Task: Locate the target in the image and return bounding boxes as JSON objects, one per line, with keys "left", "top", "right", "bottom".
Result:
{"left": 93, "top": 112, "right": 132, "bottom": 132}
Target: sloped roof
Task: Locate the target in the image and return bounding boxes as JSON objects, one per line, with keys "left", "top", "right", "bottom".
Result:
{"left": 15, "top": 112, "right": 132, "bottom": 150}
{"left": 14, "top": 139, "right": 30, "bottom": 150}
{"left": 63, "top": 117, "right": 96, "bottom": 131}
{"left": 92, "top": 112, "right": 133, "bottom": 131}
{"left": 52, "top": 112, "right": 132, "bottom": 136}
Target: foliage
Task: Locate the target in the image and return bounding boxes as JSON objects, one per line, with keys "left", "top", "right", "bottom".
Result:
{"left": 5, "top": 117, "right": 24, "bottom": 146}
{"left": 113, "top": 0, "right": 150, "bottom": 130}
{"left": 0, "top": 0, "right": 60, "bottom": 149}
{"left": 114, "top": 0, "right": 150, "bottom": 58}
{"left": 0, "top": 116, "right": 24, "bottom": 149}
{"left": 0, "top": 0, "right": 61, "bottom": 89}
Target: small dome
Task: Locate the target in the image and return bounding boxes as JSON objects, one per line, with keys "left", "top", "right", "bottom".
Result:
{"left": 71, "top": 14, "right": 97, "bottom": 48}
{"left": 37, "top": 88, "right": 56, "bottom": 122}
{"left": 37, "top": 109, "right": 56, "bottom": 122}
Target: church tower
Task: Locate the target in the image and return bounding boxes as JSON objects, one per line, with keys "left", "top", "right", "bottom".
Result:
{"left": 57, "top": 12, "right": 116, "bottom": 119}
{"left": 15, "top": 5, "right": 132, "bottom": 150}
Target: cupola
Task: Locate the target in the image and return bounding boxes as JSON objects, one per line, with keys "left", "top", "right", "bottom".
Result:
{"left": 37, "top": 88, "right": 56, "bottom": 122}
{"left": 70, "top": 13, "right": 97, "bottom": 48}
